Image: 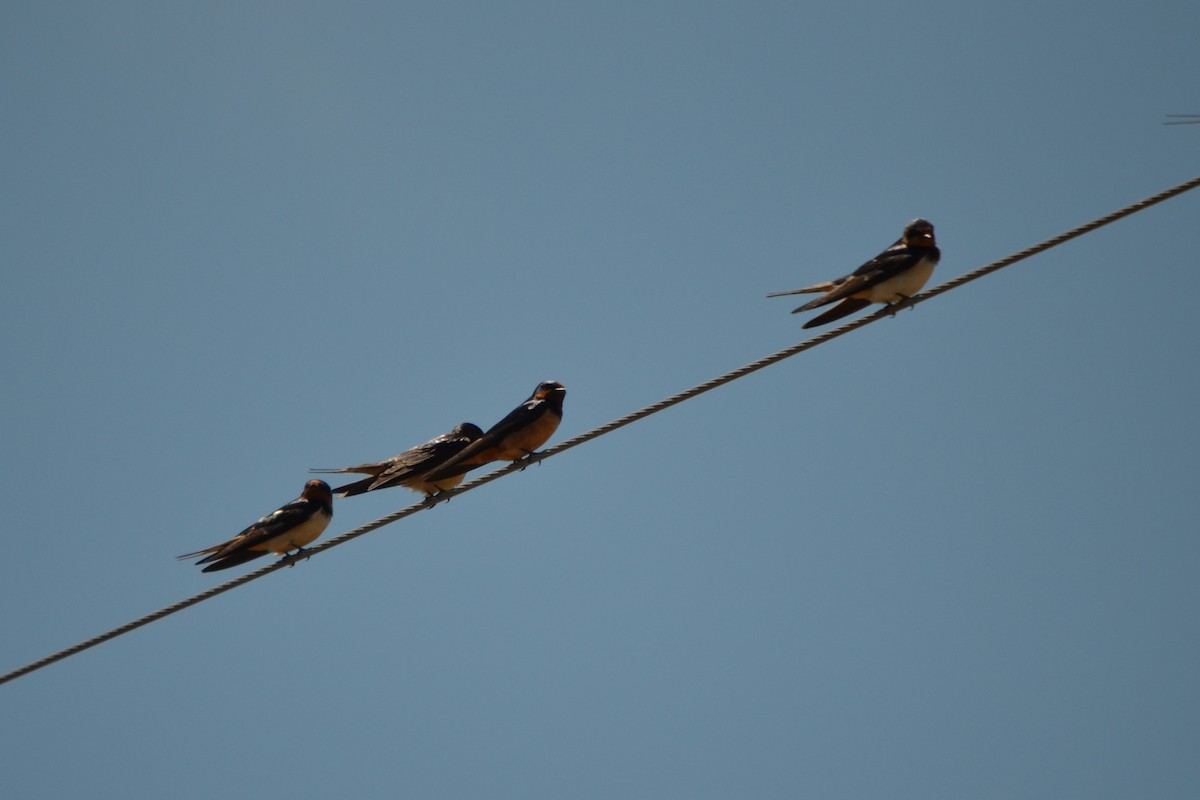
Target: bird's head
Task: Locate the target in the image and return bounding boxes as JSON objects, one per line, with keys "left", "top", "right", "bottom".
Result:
{"left": 301, "top": 480, "right": 334, "bottom": 504}
{"left": 531, "top": 381, "right": 567, "bottom": 401}
{"left": 903, "top": 219, "right": 936, "bottom": 247}
{"left": 453, "top": 422, "right": 485, "bottom": 441}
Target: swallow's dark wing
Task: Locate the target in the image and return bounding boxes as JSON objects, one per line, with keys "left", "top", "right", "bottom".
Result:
{"left": 794, "top": 245, "right": 924, "bottom": 312}
{"left": 328, "top": 476, "right": 378, "bottom": 498}
{"left": 192, "top": 500, "right": 318, "bottom": 565}
{"left": 423, "top": 403, "right": 539, "bottom": 481}
{"left": 476, "top": 401, "right": 541, "bottom": 444}
{"left": 312, "top": 461, "right": 392, "bottom": 495}
{"left": 370, "top": 434, "right": 477, "bottom": 490}
{"left": 801, "top": 298, "right": 873, "bottom": 328}
{"left": 314, "top": 436, "right": 458, "bottom": 495}
{"left": 310, "top": 460, "right": 393, "bottom": 477}
{"left": 199, "top": 548, "right": 272, "bottom": 573}
{"left": 319, "top": 441, "right": 446, "bottom": 496}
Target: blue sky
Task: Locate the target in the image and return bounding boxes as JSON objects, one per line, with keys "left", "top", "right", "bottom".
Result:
{"left": 3, "top": 2, "right": 1199, "bottom": 797}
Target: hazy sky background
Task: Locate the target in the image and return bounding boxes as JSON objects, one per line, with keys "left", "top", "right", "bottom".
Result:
{"left": 3, "top": 2, "right": 1199, "bottom": 797}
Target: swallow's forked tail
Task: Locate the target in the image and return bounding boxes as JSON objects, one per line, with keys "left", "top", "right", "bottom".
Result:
{"left": 801, "top": 298, "right": 871, "bottom": 328}
{"left": 329, "top": 476, "right": 375, "bottom": 498}
{"left": 199, "top": 549, "right": 272, "bottom": 573}
{"left": 766, "top": 284, "right": 827, "bottom": 299}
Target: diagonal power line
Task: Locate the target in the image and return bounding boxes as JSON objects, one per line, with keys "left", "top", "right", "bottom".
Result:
{"left": 3, "top": 173, "right": 1199, "bottom": 687}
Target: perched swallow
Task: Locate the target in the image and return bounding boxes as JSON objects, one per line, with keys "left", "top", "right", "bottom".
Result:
{"left": 177, "top": 480, "right": 333, "bottom": 573}
{"left": 311, "top": 422, "right": 485, "bottom": 498}
{"left": 768, "top": 218, "right": 941, "bottom": 328}
{"left": 423, "top": 381, "right": 567, "bottom": 482}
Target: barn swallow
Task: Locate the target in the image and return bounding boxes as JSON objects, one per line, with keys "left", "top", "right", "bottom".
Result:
{"left": 768, "top": 218, "right": 941, "bottom": 328}
{"left": 423, "top": 381, "right": 567, "bottom": 482}
{"left": 177, "top": 480, "right": 333, "bottom": 573}
{"left": 310, "top": 422, "right": 485, "bottom": 498}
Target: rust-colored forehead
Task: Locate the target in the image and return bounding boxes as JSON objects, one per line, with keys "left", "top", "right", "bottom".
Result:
{"left": 303, "top": 479, "right": 332, "bottom": 497}
{"left": 533, "top": 380, "right": 566, "bottom": 398}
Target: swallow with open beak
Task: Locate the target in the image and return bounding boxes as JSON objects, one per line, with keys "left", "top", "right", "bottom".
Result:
{"left": 768, "top": 218, "right": 940, "bottom": 328}
{"left": 177, "top": 480, "right": 333, "bottom": 573}
{"left": 423, "top": 381, "right": 567, "bottom": 482}
{"left": 311, "top": 422, "right": 485, "bottom": 498}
